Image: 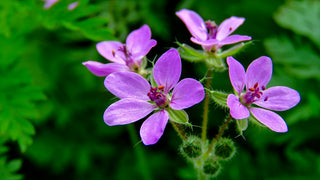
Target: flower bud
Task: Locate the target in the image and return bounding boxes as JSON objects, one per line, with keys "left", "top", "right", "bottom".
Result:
{"left": 214, "top": 138, "right": 235, "bottom": 160}
{"left": 180, "top": 136, "right": 202, "bottom": 159}
{"left": 202, "top": 158, "right": 221, "bottom": 176}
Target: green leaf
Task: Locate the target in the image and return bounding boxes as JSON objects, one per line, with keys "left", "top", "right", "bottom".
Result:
{"left": 274, "top": 0, "right": 320, "bottom": 47}
{"left": 0, "top": 157, "right": 23, "bottom": 180}
{"left": 167, "top": 109, "right": 189, "bottom": 124}
{"left": 209, "top": 91, "right": 228, "bottom": 108}
{"left": 6, "top": 159, "right": 22, "bottom": 173}
{"left": 264, "top": 37, "right": 320, "bottom": 79}
{"left": 176, "top": 42, "right": 208, "bottom": 62}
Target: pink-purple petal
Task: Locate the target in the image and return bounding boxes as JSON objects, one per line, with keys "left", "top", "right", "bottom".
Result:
{"left": 126, "top": 25, "right": 157, "bottom": 60}
{"left": 227, "top": 94, "right": 250, "bottom": 119}
{"left": 190, "top": 37, "right": 219, "bottom": 46}
{"left": 219, "top": 35, "right": 251, "bottom": 46}
{"left": 170, "top": 78, "right": 205, "bottom": 110}
{"left": 131, "top": 39, "right": 157, "bottom": 63}
{"left": 246, "top": 56, "right": 273, "bottom": 89}
{"left": 140, "top": 110, "right": 169, "bottom": 145}
{"left": 153, "top": 49, "right": 181, "bottom": 93}
{"left": 82, "top": 61, "right": 130, "bottom": 77}
{"left": 254, "top": 86, "right": 300, "bottom": 111}
{"left": 227, "top": 56, "right": 246, "bottom": 94}
{"left": 216, "top": 16, "right": 245, "bottom": 41}
{"left": 104, "top": 71, "right": 151, "bottom": 101}
{"left": 249, "top": 107, "right": 288, "bottom": 133}
{"left": 104, "top": 98, "right": 156, "bottom": 126}
{"left": 176, "top": 9, "right": 208, "bottom": 41}
{"left": 96, "top": 41, "right": 125, "bottom": 64}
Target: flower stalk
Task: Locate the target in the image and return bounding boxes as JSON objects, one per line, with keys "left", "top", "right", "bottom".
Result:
{"left": 201, "top": 69, "right": 212, "bottom": 143}
{"left": 204, "top": 115, "right": 232, "bottom": 159}
{"left": 170, "top": 121, "right": 188, "bottom": 141}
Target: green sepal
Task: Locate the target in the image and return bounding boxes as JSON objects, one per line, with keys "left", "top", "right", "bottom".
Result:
{"left": 148, "top": 70, "right": 158, "bottom": 87}
{"left": 236, "top": 118, "right": 248, "bottom": 132}
{"left": 176, "top": 42, "right": 207, "bottom": 62}
{"left": 141, "top": 57, "right": 148, "bottom": 70}
{"left": 167, "top": 108, "right": 189, "bottom": 124}
{"left": 216, "top": 41, "right": 252, "bottom": 58}
{"left": 209, "top": 90, "right": 228, "bottom": 107}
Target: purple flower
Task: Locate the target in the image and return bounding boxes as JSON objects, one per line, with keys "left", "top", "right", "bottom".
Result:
{"left": 68, "top": 1, "right": 79, "bottom": 10}
{"left": 103, "top": 49, "right": 205, "bottom": 145}
{"left": 42, "top": 0, "right": 59, "bottom": 9}
{"left": 226, "top": 56, "right": 300, "bottom": 132}
{"left": 176, "top": 9, "right": 251, "bottom": 52}
{"left": 83, "top": 25, "right": 157, "bottom": 76}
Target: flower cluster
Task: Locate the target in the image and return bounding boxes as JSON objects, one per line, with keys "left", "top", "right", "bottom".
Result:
{"left": 82, "top": 10, "right": 301, "bottom": 180}
{"left": 83, "top": 9, "right": 300, "bottom": 152}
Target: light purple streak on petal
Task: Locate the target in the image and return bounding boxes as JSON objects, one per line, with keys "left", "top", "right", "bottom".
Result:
{"left": 68, "top": 1, "right": 79, "bottom": 10}
{"left": 249, "top": 107, "right": 288, "bottom": 132}
{"left": 254, "top": 86, "right": 300, "bottom": 111}
{"left": 216, "top": 16, "right": 245, "bottom": 41}
{"left": 82, "top": 61, "right": 130, "bottom": 77}
{"left": 218, "top": 35, "right": 251, "bottom": 46}
{"left": 246, "top": 56, "right": 273, "bottom": 89}
{"left": 43, "top": 0, "right": 59, "bottom": 9}
{"left": 104, "top": 98, "right": 156, "bottom": 126}
{"left": 227, "top": 57, "right": 246, "bottom": 94}
{"left": 96, "top": 41, "right": 125, "bottom": 64}
{"left": 176, "top": 9, "right": 208, "bottom": 41}
{"left": 170, "top": 78, "right": 205, "bottom": 110}
{"left": 104, "top": 72, "right": 151, "bottom": 101}
{"left": 227, "top": 94, "right": 250, "bottom": 119}
{"left": 126, "top": 25, "right": 157, "bottom": 61}
{"left": 153, "top": 49, "right": 181, "bottom": 93}
{"left": 140, "top": 110, "right": 169, "bottom": 145}
{"left": 190, "top": 37, "right": 219, "bottom": 46}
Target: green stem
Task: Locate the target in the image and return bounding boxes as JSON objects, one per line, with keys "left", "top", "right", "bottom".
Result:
{"left": 170, "top": 121, "right": 188, "bottom": 141}
{"left": 201, "top": 69, "right": 213, "bottom": 143}
{"left": 203, "top": 115, "right": 232, "bottom": 158}
{"left": 127, "top": 124, "right": 152, "bottom": 180}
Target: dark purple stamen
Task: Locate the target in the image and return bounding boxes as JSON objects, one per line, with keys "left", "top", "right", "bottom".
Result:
{"left": 241, "top": 82, "right": 268, "bottom": 105}
{"left": 205, "top": 21, "right": 217, "bottom": 39}
{"left": 148, "top": 86, "right": 168, "bottom": 108}
{"left": 115, "top": 45, "right": 138, "bottom": 70}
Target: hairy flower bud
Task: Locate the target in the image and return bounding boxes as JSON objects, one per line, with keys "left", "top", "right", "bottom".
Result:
{"left": 180, "top": 136, "right": 202, "bottom": 159}
{"left": 214, "top": 138, "right": 235, "bottom": 160}
{"left": 202, "top": 158, "right": 221, "bottom": 176}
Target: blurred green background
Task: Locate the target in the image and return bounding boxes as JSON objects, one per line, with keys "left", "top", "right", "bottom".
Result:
{"left": 0, "top": 0, "right": 319, "bottom": 179}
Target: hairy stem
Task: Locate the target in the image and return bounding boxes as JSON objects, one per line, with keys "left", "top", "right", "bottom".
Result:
{"left": 201, "top": 69, "right": 213, "bottom": 142}
{"left": 204, "top": 115, "right": 232, "bottom": 158}
{"left": 170, "top": 121, "right": 188, "bottom": 141}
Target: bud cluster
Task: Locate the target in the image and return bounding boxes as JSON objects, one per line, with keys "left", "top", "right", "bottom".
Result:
{"left": 180, "top": 136, "right": 236, "bottom": 178}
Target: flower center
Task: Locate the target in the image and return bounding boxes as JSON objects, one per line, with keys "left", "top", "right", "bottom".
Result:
{"left": 205, "top": 21, "right": 217, "bottom": 40}
{"left": 240, "top": 82, "right": 268, "bottom": 106}
{"left": 112, "top": 45, "right": 139, "bottom": 72}
{"left": 147, "top": 85, "right": 169, "bottom": 108}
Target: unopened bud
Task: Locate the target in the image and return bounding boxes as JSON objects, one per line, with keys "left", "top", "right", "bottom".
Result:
{"left": 203, "top": 158, "right": 220, "bottom": 176}
{"left": 214, "top": 138, "right": 235, "bottom": 160}
{"left": 180, "top": 136, "right": 202, "bottom": 159}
